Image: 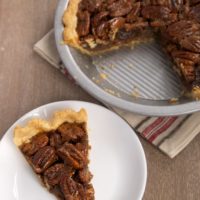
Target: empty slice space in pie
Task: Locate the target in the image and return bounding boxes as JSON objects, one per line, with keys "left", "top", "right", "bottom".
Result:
{"left": 62, "top": 0, "right": 200, "bottom": 100}
{"left": 13, "top": 108, "right": 94, "bottom": 200}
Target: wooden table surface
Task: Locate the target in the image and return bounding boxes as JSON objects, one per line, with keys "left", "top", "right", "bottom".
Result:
{"left": 1, "top": 1, "right": 200, "bottom": 199}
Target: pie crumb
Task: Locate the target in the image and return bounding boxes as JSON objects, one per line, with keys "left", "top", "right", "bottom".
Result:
{"left": 169, "top": 98, "right": 179, "bottom": 104}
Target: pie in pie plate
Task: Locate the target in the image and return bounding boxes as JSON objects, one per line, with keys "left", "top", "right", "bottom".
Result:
{"left": 54, "top": 0, "right": 200, "bottom": 115}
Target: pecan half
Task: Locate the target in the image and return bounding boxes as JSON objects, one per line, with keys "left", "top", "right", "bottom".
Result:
{"left": 49, "top": 132, "right": 62, "bottom": 148}
{"left": 77, "top": 11, "right": 90, "bottom": 37}
{"left": 171, "top": 50, "right": 200, "bottom": 63}
{"left": 58, "top": 143, "right": 87, "bottom": 169}
{"left": 180, "top": 35, "right": 200, "bottom": 53}
{"left": 108, "top": 0, "right": 132, "bottom": 17}
{"left": 32, "top": 146, "right": 57, "bottom": 173}
{"left": 78, "top": 168, "right": 93, "bottom": 184}
{"left": 21, "top": 133, "right": 49, "bottom": 156}
{"left": 44, "top": 163, "right": 66, "bottom": 186}
{"left": 59, "top": 175, "right": 78, "bottom": 199}
{"left": 58, "top": 122, "right": 86, "bottom": 143}
{"left": 167, "top": 20, "right": 200, "bottom": 41}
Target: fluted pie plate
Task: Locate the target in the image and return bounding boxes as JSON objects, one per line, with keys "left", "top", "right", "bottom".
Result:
{"left": 0, "top": 101, "right": 147, "bottom": 200}
{"left": 55, "top": 0, "right": 200, "bottom": 116}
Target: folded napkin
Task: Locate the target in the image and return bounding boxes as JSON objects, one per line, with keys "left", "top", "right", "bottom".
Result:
{"left": 34, "top": 30, "right": 200, "bottom": 158}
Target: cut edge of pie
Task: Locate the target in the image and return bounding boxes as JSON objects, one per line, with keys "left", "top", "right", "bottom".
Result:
{"left": 13, "top": 108, "right": 95, "bottom": 200}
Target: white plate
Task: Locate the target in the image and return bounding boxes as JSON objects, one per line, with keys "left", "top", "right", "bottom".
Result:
{"left": 0, "top": 101, "right": 147, "bottom": 200}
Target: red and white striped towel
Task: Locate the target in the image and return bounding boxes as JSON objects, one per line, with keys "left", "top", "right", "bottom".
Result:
{"left": 34, "top": 30, "right": 200, "bottom": 158}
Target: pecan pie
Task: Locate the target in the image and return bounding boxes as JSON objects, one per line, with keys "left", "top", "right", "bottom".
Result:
{"left": 63, "top": 0, "right": 200, "bottom": 99}
{"left": 14, "top": 109, "right": 94, "bottom": 200}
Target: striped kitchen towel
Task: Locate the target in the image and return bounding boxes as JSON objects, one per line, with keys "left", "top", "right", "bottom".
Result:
{"left": 34, "top": 30, "right": 200, "bottom": 158}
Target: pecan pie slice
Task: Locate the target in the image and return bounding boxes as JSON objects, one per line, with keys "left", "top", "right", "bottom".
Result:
{"left": 14, "top": 109, "right": 94, "bottom": 200}
{"left": 63, "top": 0, "right": 200, "bottom": 99}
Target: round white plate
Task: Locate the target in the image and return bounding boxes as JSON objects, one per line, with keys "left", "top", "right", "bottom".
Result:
{"left": 0, "top": 101, "right": 147, "bottom": 200}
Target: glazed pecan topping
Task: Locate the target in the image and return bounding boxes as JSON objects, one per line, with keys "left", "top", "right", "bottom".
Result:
{"left": 58, "top": 143, "right": 87, "bottom": 169}
{"left": 32, "top": 146, "right": 57, "bottom": 173}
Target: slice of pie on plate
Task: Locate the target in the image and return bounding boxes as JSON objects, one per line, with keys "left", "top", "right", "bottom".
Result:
{"left": 62, "top": 0, "right": 200, "bottom": 99}
{"left": 14, "top": 108, "right": 94, "bottom": 200}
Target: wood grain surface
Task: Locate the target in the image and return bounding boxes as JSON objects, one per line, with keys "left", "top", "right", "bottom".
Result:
{"left": 1, "top": 1, "right": 200, "bottom": 199}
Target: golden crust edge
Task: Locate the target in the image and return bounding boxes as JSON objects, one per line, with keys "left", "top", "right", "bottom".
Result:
{"left": 14, "top": 108, "right": 87, "bottom": 147}
{"left": 62, "top": 0, "right": 81, "bottom": 49}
